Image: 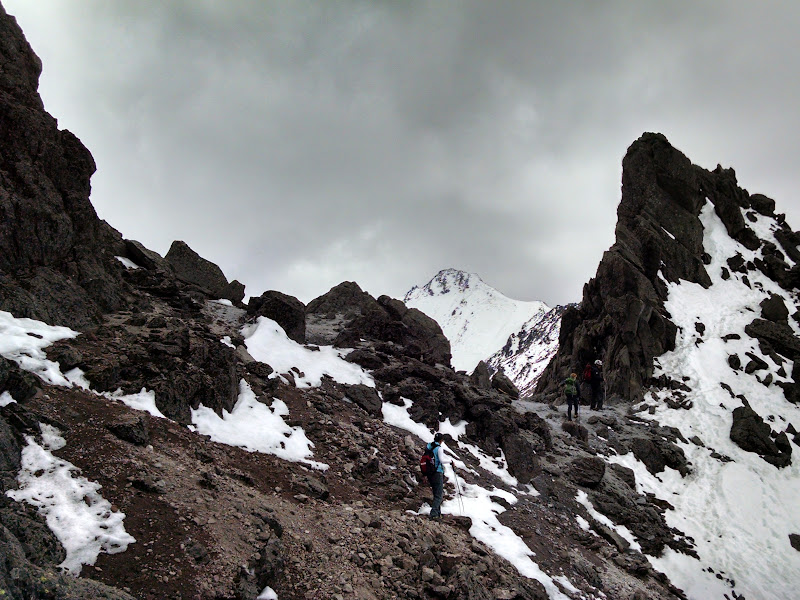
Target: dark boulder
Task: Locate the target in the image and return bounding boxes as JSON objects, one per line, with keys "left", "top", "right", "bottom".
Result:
{"left": 306, "top": 281, "right": 375, "bottom": 319}
{"left": 394, "top": 305, "right": 451, "bottom": 366}
{"left": 0, "top": 412, "right": 21, "bottom": 474}
{"left": 745, "top": 318, "right": 800, "bottom": 360}
{"left": 165, "top": 240, "right": 244, "bottom": 303}
{"left": 730, "top": 403, "right": 792, "bottom": 468}
{"left": 248, "top": 290, "right": 306, "bottom": 343}
{"left": 342, "top": 383, "right": 382, "bottom": 417}
{"left": 501, "top": 432, "right": 541, "bottom": 484}
{"left": 629, "top": 436, "right": 689, "bottom": 475}
{"left": 124, "top": 240, "right": 171, "bottom": 272}
{"left": 307, "top": 283, "right": 451, "bottom": 366}
{"left": 790, "top": 533, "right": 800, "bottom": 552}
{"left": 750, "top": 193, "right": 776, "bottom": 217}
{"left": 0, "top": 356, "right": 40, "bottom": 402}
{"left": 569, "top": 457, "right": 606, "bottom": 488}
{"left": 107, "top": 414, "right": 150, "bottom": 446}
{"left": 491, "top": 369, "right": 520, "bottom": 398}
{"left": 561, "top": 420, "right": 589, "bottom": 442}
{"left": 470, "top": 361, "right": 492, "bottom": 389}
{"left": 760, "top": 294, "right": 789, "bottom": 323}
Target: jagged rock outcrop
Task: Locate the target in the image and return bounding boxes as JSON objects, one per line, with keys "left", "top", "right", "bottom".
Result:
{"left": 247, "top": 290, "right": 306, "bottom": 343}
{"left": 0, "top": 5, "right": 127, "bottom": 328}
{"left": 536, "top": 132, "right": 800, "bottom": 404}
{"left": 491, "top": 369, "right": 520, "bottom": 398}
{"left": 469, "top": 361, "right": 492, "bottom": 389}
{"left": 165, "top": 240, "right": 245, "bottom": 303}
{"left": 306, "top": 282, "right": 452, "bottom": 367}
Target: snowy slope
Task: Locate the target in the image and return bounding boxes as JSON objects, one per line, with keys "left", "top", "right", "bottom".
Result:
{"left": 486, "top": 304, "right": 565, "bottom": 398}
{"left": 610, "top": 201, "right": 800, "bottom": 600}
{"left": 404, "top": 269, "right": 551, "bottom": 374}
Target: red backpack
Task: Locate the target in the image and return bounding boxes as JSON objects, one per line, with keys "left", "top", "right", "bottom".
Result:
{"left": 419, "top": 443, "right": 438, "bottom": 476}
{"left": 583, "top": 363, "right": 593, "bottom": 382}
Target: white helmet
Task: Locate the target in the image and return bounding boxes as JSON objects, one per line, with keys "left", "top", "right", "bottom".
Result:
{"left": 595, "top": 360, "right": 602, "bottom": 366}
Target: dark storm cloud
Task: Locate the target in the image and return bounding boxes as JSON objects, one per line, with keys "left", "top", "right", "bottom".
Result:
{"left": 5, "top": 1, "right": 800, "bottom": 306}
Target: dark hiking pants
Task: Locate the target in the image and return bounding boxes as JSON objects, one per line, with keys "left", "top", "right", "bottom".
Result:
{"left": 591, "top": 385, "right": 604, "bottom": 410}
{"left": 428, "top": 471, "right": 444, "bottom": 517}
{"left": 566, "top": 394, "right": 579, "bottom": 420}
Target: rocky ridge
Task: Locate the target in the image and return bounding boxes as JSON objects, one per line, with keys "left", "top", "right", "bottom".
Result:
{"left": 537, "top": 132, "right": 800, "bottom": 407}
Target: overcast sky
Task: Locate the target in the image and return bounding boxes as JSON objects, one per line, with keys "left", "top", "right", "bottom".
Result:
{"left": 5, "top": 1, "right": 800, "bottom": 306}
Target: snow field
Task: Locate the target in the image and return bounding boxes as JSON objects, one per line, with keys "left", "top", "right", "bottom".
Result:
{"left": 607, "top": 202, "right": 800, "bottom": 600}
{"left": 191, "top": 379, "right": 328, "bottom": 470}
{"left": 382, "top": 397, "right": 575, "bottom": 600}
{"left": 6, "top": 424, "right": 135, "bottom": 574}
{"left": 243, "top": 316, "right": 374, "bottom": 388}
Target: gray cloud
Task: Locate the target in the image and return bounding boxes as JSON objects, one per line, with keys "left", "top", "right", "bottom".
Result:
{"left": 5, "top": 0, "right": 800, "bottom": 307}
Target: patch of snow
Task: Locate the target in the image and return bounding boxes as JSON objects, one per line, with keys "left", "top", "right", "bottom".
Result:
{"left": 256, "top": 586, "right": 278, "bottom": 600}
{"left": 108, "top": 388, "right": 166, "bottom": 419}
{"left": 192, "top": 379, "right": 328, "bottom": 470}
{"left": 64, "top": 367, "right": 91, "bottom": 390}
{"left": 575, "top": 515, "right": 597, "bottom": 536}
{"left": 114, "top": 256, "right": 140, "bottom": 269}
{"left": 0, "top": 391, "right": 15, "bottom": 407}
{"left": 257, "top": 585, "right": 279, "bottom": 599}
{"left": 212, "top": 298, "right": 233, "bottom": 306}
{"left": 6, "top": 424, "right": 135, "bottom": 574}
{"left": 0, "top": 310, "right": 80, "bottom": 386}
{"left": 243, "top": 317, "right": 374, "bottom": 388}
{"left": 220, "top": 335, "right": 235, "bottom": 348}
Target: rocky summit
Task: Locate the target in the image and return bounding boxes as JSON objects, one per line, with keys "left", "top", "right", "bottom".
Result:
{"left": 1, "top": 4, "right": 799, "bottom": 600}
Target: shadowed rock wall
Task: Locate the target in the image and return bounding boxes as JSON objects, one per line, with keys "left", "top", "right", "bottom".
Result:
{"left": 0, "top": 4, "right": 127, "bottom": 328}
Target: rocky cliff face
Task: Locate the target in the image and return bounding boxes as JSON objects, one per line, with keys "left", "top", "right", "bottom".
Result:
{"left": 536, "top": 132, "right": 800, "bottom": 405}
{"left": 0, "top": 4, "right": 129, "bottom": 329}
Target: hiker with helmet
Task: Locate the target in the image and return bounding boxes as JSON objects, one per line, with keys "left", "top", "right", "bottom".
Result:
{"left": 589, "top": 360, "right": 604, "bottom": 410}
{"left": 423, "top": 433, "right": 450, "bottom": 519}
{"left": 564, "top": 372, "right": 580, "bottom": 421}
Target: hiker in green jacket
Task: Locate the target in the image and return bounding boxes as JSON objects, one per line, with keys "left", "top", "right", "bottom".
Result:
{"left": 565, "top": 372, "right": 580, "bottom": 421}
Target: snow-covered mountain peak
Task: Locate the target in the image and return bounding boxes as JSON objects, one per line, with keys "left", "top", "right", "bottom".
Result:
{"left": 405, "top": 269, "right": 554, "bottom": 379}
{"left": 407, "top": 268, "right": 491, "bottom": 297}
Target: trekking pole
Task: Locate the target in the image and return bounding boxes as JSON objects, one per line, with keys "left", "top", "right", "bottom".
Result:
{"left": 450, "top": 463, "right": 465, "bottom": 516}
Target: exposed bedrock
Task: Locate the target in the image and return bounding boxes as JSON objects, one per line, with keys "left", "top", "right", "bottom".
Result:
{"left": 536, "top": 132, "right": 800, "bottom": 404}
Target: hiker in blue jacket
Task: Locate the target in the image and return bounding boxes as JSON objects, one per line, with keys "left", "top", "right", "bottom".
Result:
{"left": 426, "top": 433, "right": 450, "bottom": 518}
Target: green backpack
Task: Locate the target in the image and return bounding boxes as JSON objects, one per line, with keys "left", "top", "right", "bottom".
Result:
{"left": 565, "top": 376, "right": 577, "bottom": 397}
